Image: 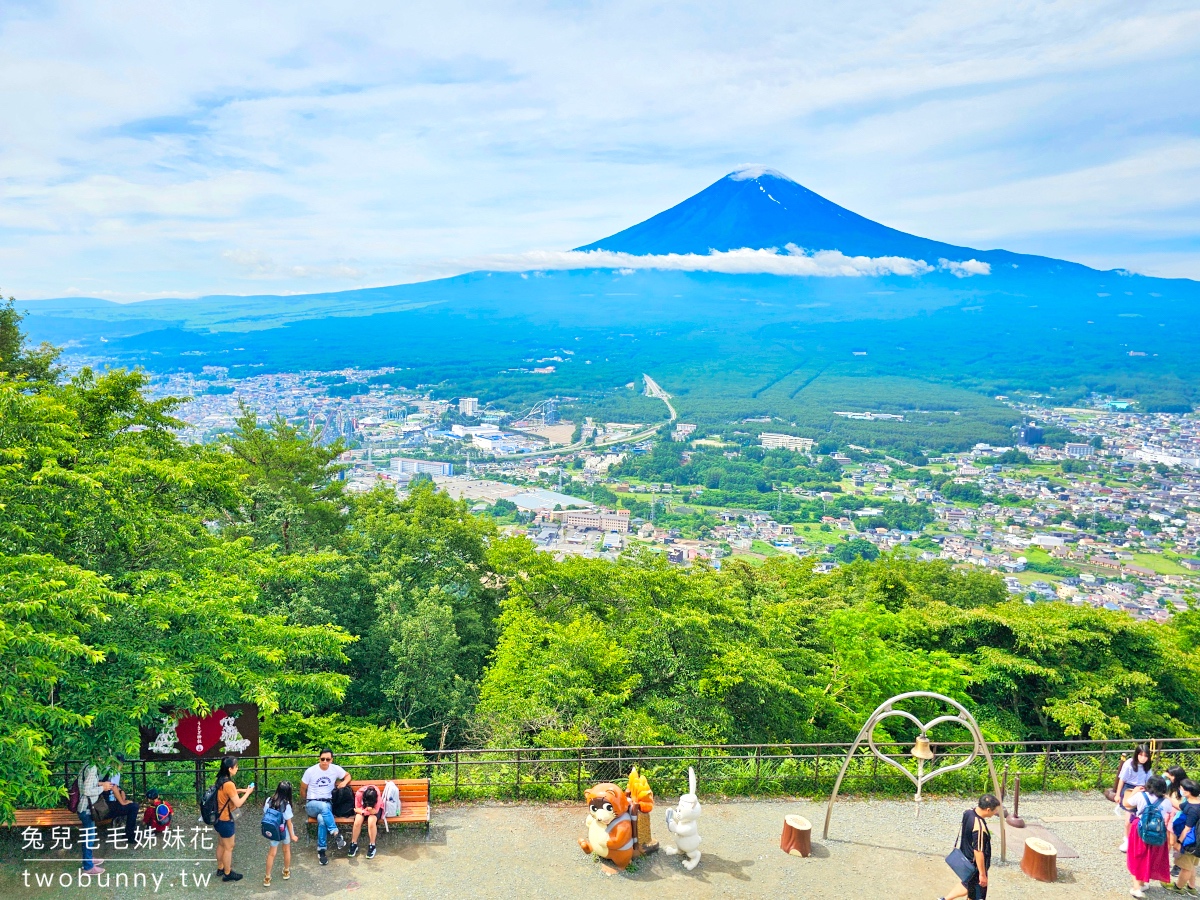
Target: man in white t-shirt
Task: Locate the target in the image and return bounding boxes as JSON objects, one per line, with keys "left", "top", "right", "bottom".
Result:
{"left": 300, "top": 749, "right": 352, "bottom": 864}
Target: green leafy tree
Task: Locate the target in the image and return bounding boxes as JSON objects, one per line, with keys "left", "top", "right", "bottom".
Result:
{"left": 223, "top": 408, "right": 346, "bottom": 553}
{"left": 0, "top": 297, "right": 62, "bottom": 383}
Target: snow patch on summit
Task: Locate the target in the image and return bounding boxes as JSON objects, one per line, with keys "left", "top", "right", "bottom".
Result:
{"left": 729, "top": 165, "right": 794, "bottom": 182}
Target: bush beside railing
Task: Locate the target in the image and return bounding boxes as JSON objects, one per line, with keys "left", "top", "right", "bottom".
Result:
{"left": 58, "top": 738, "right": 1200, "bottom": 809}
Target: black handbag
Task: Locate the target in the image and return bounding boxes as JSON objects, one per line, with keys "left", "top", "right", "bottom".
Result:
{"left": 90, "top": 794, "right": 112, "bottom": 822}
{"left": 331, "top": 785, "right": 355, "bottom": 818}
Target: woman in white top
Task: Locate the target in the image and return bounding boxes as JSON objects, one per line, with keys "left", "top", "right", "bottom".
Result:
{"left": 1117, "top": 745, "right": 1154, "bottom": 852}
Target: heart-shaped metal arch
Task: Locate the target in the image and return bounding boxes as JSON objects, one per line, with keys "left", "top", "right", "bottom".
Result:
{"left": 866, "top": 711, "right": 980, "bottom": 796}
{"left": 821, "top": 691, "right": 1006, "bottom": 861}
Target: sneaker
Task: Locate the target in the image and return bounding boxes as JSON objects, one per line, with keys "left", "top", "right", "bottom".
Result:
{"left": 1131, "top": 890, "right": 1146, "bottom": 899}
{"left": 367, "top": 844, "right": 377, "bottom": 859}
{"left": 335, "top": 832, "right": 346, "bottom": 851}
{"left": 348, "top": 842, "right": 359, "bottom": 858}
{"left": 83, "top": 867, "right": 105, "bottom": 876}
{"left": 1176, "top": 867, "right": 1183, "bottom": 877}
{"left": 318, "top": 849, "right": 328, "bottom": 866}
{"left": 1185, "top": 887, "right": 1198, "bottom": 896}
{"left": 222, "top": 871, "right": 243, "bottom": 882}
{"left": 1121, "top": 838, "right": 1129, "bottom": 853}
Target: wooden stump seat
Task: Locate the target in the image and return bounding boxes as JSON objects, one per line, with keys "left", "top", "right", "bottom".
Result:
{"left": 780, "top": 814, "right": 813, "bottom": 857}
{"left": 1021, "top": 836, "right": 1058, "bottom": 882}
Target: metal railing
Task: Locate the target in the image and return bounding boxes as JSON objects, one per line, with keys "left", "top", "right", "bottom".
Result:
{"left": 61, "top": 737, "right": 1200, "bottom": 809}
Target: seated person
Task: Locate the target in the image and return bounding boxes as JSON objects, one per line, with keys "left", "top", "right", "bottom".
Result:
{"left": 103, "top": 755, "right": 139, "bottom": 844}
{"left": 349, "top": 786, "right": 385, "bottom": 859}
{"left": 141, "top": 788, "right": 173, "bottom": 833}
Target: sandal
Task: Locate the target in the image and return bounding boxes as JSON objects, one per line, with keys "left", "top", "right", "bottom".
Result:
{"left": 264, "top": 875, "right": 271, "bottom": 887}
{"left": 282, "top": 868, "right": 290, "bottom": 880}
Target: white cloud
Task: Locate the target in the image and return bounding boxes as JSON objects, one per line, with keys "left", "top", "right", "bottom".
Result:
{"left": 939, "top": 258, "right": 991, "bottom": 277}
{"left": 1, "top": 1, "right": 1198, "bottom": 299}
{"left": 222, "top": 249, "right": 363, "bottom": 280}
{"left": 467, "top": 245, "right": 935, "bottom": 277}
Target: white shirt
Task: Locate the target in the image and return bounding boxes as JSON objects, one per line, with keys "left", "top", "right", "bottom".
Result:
{"left": 301, "top": 764, "right": 347, "bottom": 801}
{"left": 1133, "top": 791, "right": 1164, "bottom": 814}
{"left": 1120, "top": 759, "right": 1153, "bottom": 788}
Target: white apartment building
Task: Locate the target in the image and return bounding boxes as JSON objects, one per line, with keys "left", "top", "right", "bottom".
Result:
{"left": 760, "top": 433, "right": 815, "bottom": 453}
{"left": 390, "top": 458, "right": 454, "bottom": 476}
{"left": 459, "top": 397, "right": 480, "bottom": 416}
{"left": 559, "top": 507, "right": 631, "bottom": 533}
{"left": 1065, "top": 443, "right": 1095, "bottom": 459}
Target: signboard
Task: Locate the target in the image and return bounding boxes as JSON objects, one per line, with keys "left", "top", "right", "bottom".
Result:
{"left": 139, "top": 703, "right": 260, "bottom": 760}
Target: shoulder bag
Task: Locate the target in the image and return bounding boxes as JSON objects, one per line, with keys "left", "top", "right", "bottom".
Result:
{"left": 945, "top": 820, "right": 978, "bottom": 883}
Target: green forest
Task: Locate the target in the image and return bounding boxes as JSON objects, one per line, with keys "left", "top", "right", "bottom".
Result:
{"left": 4, "top": 300, "right": 1200, "bottom": 823}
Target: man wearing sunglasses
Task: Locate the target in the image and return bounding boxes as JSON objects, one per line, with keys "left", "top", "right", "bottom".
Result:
{"left": 300, "top": 749, "right": 352, "bottom": 865}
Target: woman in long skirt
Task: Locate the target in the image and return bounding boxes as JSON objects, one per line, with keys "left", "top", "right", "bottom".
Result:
{"left": 1124, "top": 774, "right": 1173, "bottom": 898}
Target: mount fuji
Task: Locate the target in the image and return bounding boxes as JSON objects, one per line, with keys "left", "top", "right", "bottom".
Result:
{"left": 17, "top": 167, "right": 1200, "bottom": 445}
{"left": 578, "top": 165, "right": 1074, "bottom": 276}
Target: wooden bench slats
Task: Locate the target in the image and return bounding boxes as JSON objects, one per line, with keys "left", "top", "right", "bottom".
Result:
{"left": 11, "top": 810, "right": 115, "bottom": 828}
{"left": 13, "top": 810, "right": 84, "bottom": 828}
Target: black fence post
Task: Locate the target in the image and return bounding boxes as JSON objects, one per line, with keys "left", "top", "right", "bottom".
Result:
{"left": 454, "top": 751, "right": 460, "bottom": 801}
{"left": 577, "top": 749, "right": 584, "bottom": 800}
{"left": 754, "top": 746, "right": 762, "bottom": 792}
{"left": 515, "top": 750, "right": 521, "bottom": 801}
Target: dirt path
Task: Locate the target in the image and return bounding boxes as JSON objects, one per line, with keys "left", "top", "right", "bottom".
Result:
{"left": 2, "top": 794, "right": 1133, "bottom": 898}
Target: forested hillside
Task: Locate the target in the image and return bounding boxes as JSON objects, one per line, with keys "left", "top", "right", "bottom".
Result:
{"left": 3, "top": 299, "right": 1198, "bottom": 823}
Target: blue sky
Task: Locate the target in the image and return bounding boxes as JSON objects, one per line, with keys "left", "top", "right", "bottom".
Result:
{"left": 3, "top": 0, "right": 1199, "bottom": 301}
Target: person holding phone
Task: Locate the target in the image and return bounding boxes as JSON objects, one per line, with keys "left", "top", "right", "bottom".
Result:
{"left": 213, "top": 755, "right": 255, "bottom": 882}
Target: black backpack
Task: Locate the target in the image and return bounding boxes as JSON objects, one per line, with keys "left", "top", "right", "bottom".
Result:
{"left": 200, "top": 781, "right": 222, "bottom": 826}
{"left": 331, "top": 785, "right": 355, "bottom": 818}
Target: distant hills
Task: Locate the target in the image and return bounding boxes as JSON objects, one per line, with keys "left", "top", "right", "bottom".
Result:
{"left": 18, "top": 168, "right": 1200, "bottom": 451}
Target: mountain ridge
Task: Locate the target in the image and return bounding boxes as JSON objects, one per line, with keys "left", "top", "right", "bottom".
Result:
{"left": 577, "top": 167, "right": 1098, "bottom": 276}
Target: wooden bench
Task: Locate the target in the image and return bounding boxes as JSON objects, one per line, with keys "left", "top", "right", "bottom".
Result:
{"left": 9, "top": 809, "right": 112, "bottom": 828}
{"left": 305, "top": 779, "right": 430, "bottom": 840}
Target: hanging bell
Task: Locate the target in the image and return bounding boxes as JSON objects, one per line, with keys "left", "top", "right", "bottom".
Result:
{"left": 911, "top": 734, "right": 935, "bottom": 761}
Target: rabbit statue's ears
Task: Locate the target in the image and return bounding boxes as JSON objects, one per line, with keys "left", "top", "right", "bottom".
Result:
{"left": 687, "top": 767, "right": 697, "bottom": 797}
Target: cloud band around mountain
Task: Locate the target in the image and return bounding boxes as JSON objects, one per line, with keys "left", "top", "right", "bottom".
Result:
{"left": 469, "top": 245, "right": 989, "bottom": 277}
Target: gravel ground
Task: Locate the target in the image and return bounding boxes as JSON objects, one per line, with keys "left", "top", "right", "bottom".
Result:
{"left": 0, "top": 792, "right": 1139, "bottom": 898}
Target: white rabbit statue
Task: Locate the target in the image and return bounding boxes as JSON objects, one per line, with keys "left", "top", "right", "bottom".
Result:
{"left": 664, "top": 767, "right": 702, "bottom": 870}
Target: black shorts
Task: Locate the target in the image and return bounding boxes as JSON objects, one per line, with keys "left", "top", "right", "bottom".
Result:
{"left": 214, "top": 819, "right": 235, "bottom": 839}
{"left": 962, "top": 870, "right": 988, "bottom": 900}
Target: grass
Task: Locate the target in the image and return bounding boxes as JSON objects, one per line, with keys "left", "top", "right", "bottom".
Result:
{"left": 750, "top": 540, "right": 782, "bottom": 557}
{"left": 1129, "top": 553, "right": 1194, "bottom": 576}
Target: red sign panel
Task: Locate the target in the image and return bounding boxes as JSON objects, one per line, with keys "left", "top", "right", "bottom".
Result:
{"left": 139, "top": 703, "right": 259, "bottom": 760}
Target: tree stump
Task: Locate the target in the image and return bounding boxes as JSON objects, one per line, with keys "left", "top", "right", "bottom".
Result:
{"left": 780, "top": 814, "right": 812, "bottom": 857}
{"left": 1021, "top": 837, "right": 1058, "bottom": 883}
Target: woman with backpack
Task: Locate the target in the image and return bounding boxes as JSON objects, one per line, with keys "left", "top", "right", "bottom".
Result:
{"left": 262, "top": 782, "right": 298, "bottom": 887}
{"left": 1123, "top": 773, "right": 1173, "bottom": 898}
{"left": 213, "top": 755, "right": 254, "bottom": 883}
{"left": 1118, "top": 746, "right": 1155, "bottom": 852}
